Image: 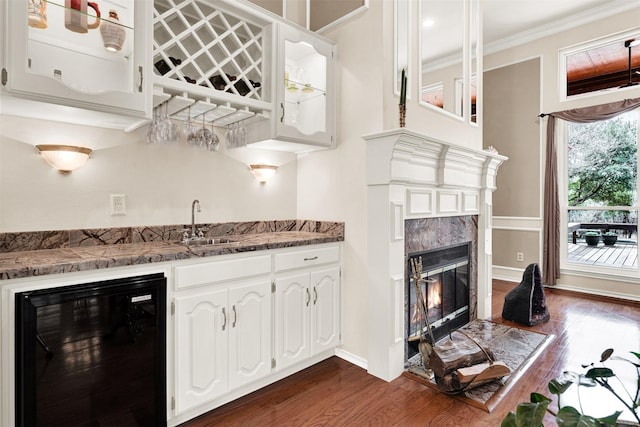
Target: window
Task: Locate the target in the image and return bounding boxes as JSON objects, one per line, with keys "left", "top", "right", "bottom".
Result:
{"left": 560, "top": 29, "right": 640, "bottom": 100}
{"left": 562, "top": 110, "right": 639, "bottom": 271}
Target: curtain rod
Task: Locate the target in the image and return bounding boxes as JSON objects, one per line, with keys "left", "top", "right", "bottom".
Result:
{"left": 538, "top": 113, "right": 548, "bottom": 118}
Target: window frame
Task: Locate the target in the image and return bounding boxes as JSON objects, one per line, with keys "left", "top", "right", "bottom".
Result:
{"left": 559, "top": 28, "right": 640, "bottom": 103}
{"left": 558, "top": 109, "right": 640, "bottom": 277}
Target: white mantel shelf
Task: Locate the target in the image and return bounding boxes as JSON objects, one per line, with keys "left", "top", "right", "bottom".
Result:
{"left": 364, "top": 128, "right": 507, "bottom": 382}
{"left": 364, "top": 128, "right": 507, "bottom": 189}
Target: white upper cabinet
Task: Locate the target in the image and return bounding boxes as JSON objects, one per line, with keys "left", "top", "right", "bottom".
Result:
{"left": 2, "top": 0, "right": 152, "bottom": 130}
{"left": 277, "top": 23, "right": 335, "bottom": 146}
{"left": 152, "top": 0, "right": 274, "bottom": 127}
{"left": 246, "top": 22, "right": 336, "bottom": 152}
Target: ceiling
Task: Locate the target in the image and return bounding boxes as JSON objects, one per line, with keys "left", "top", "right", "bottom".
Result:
{"left": 483, "top": 0, "right": 622, "bottom": 46}
{"left": 483, "top": 0, "right": 640, "bottom": 93}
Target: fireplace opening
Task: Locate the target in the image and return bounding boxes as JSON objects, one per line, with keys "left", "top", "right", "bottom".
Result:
{"left": 406, "top": 243, "right": 470, "bottom": 360}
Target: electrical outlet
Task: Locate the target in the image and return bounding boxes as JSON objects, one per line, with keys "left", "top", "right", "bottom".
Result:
{"left": 110, "top": 194, "right": 126, "bottom": 216}
{"left": 516, "top": 252, "right": 524, "bottom": 262}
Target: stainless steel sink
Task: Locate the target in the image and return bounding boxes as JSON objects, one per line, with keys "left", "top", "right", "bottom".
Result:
{"left": 176, "top": 237, "right": 238, "bottom": 247}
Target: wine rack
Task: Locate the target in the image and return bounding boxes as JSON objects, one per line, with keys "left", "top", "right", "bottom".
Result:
{"left": 152, "top": 0, "right": 271, "bottom": 125}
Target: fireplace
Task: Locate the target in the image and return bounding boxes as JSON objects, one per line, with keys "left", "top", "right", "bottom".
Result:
{"left": 365, "top": 129, "right": 506, "bottom": 381}
{"left": 407, "top": 243, "right": 470, "bottom": 359}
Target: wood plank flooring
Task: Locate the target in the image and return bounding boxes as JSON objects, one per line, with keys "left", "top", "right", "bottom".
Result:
{"left": 568, "top": 242, "right": 638, "bottom": 267}
{"left": 180, "top": 281, "right": 640, "bottom": 426}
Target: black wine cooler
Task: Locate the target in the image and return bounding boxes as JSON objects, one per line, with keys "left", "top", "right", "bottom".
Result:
{"left": 15, "top": 273, "right": 167, "bottom": 427}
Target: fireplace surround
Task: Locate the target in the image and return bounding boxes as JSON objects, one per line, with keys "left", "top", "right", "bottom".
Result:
{"left": 365, "top": 129, "right": 506, "bottom": 381}
{"left": 406, "top": 235, "right": 474, "bottom": 362}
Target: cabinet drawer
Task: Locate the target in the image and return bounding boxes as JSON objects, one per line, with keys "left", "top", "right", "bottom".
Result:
{"left": 175, "top": 255, "right": 271, "bottom": 289}
{"left": 274, "top": 245, "right": 340, "bottom": 273}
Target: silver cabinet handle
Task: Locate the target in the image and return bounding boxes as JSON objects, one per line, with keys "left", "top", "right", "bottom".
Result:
{"left": 138, "top": 66, "right": 144, "bottom": 92}
{"left": 305, "top": 288, "right": 311, "bottom": 307}
{"left": 232, "top": 305, "right": 237, "bottom": 328}
{"left": 280, "top": 102, "right": 285, "bottom": 122}
{"left": 222, "top": 307, "right": 227, "bottom": 331}
{"left": 304, "top": 256, "right": 318, "bottom": 261}
{"left": 313, "top": 287, "right": 318, "bottom": 305}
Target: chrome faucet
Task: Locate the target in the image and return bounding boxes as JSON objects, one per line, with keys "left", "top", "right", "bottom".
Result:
{"left": 191, "top": 199, "right": 201, "bottom": 239}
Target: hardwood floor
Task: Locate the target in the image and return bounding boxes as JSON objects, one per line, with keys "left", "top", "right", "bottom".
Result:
{"left": 181, "top": 281, "right": 640, "bottom": 426}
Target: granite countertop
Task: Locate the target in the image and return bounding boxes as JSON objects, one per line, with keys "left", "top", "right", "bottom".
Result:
{"left": 0, "top": 229, "right": 343, "bottom": 281}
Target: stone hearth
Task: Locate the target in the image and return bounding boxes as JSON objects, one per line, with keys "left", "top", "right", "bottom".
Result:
{"left": 365, "top": 129, "right": 506, "bottom": 381}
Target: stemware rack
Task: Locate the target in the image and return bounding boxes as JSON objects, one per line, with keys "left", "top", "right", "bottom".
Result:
{"left": 153, "top": 86, "right": 266, "bottom": 128}
{"left": 152, "top": 0, "right": 272, "bottom": 128}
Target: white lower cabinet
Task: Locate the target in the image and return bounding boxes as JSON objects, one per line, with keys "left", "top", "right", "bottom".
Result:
{"left": 275, "top": 266, "right": 340, "bottom": 371}
{"left": 170, "top": 243, "right": 340, "bottom": 424}
{"left": 174, "top": 277, "right": 271, "bottom": 415}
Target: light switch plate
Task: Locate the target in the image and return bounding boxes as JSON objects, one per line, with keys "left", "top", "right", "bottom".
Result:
{"left": 110, "top": 194, "right": 126, "bottom": 216}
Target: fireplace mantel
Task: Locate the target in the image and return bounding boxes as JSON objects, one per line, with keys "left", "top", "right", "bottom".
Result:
{"left": 364, "top": 129, "right": 507, "bottom": 381}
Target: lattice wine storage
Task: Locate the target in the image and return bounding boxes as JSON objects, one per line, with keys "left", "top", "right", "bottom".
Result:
{"left": 153, "top": 0, "right": 270, "bottom": 108}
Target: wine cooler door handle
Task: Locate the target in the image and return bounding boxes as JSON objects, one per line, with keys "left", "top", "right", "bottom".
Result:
{"left": 280, "top": 102, "right": 285, "bottom": 123}
{"left": 222, "top": 307, "right": 227, "bottom": 331}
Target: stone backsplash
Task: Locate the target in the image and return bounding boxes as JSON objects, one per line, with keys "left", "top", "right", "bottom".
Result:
{"left": 0, "top": 220, "right": 344, "bottom": 253}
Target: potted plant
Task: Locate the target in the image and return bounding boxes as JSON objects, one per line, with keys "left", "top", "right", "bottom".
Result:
{"left": 501, "top": 348, "right": 640, "bottom": 427}
{"left": 584, "top": 231, "right": 600, "bottom": 246}
{"left": 603, "top": 232, "right": 618, "bottom": 246}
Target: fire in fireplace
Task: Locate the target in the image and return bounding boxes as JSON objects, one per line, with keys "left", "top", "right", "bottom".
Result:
{"left": 407, "top": 243, "right": 470, "bottom": 359}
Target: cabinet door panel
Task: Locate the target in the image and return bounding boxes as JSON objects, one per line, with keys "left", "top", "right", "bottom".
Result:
{"left": 276, "top": 24, "right": 335, "bottom": 147}
{"left": 275, "top": 273, "right": 310, "bottom": 370}
{"left": 174, "top": 289, "right": 228, "bottom": 414}
{"left": 5, "top": 0, "right": 150, "bottom": 119}
{"left": 311, "top": 266, "right": 340, "bottom": 354}
{"left": 228, "top": 279, "right": 272, "bottom": 389}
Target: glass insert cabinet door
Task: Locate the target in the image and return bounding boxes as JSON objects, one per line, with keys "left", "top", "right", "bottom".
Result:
{"left": 4, "top": 0, "right": 150, "bottom": 117}
{"left": 277, "top": 24, "right": 335, "bottom": 147}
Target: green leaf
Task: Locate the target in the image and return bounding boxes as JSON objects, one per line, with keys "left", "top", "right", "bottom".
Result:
{"left": 597, "top": 411, "right": 622, "bottom": 426}
{"left": 500, "top": 412, "right": 517, "bottom": 427}
{"left": 531, "top": 392, "right": 552, "bottom": 403}
{"left": 585, "top": 367, "right": 615, "bottom": 379}
{"left": 556, "top": 406, "right": 600, "bottom": 427}
{"left": 549, "top": 378, "right": 574, "bottom": 395}
{"left": 600, "top": 348, "right": 614, "bottom": 362}
{"left": 631, "top": 351, "right": 640, "bottom": 360}
{"left": 512, "top": 401, "right": 549, "bottom": 427}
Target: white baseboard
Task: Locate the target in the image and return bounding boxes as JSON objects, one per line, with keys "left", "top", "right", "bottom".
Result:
{"left": 492, "top": 265, "right": 521, "bottom": 283}
{"left": 550, "top": 283, "right": 640, "bottom": 303}
{"left": 493, "top": 266, "right": 640, "bottom": 302}
{"left": 334, "top": 347, "right": 368, "bottom": 370}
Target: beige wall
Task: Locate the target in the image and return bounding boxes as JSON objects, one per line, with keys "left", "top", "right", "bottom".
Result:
{"left": 485, "top": 57, "right": 540, "bottom": 218}
{"left": 486, "top": 7, "right": 640, "bottom": 300}
{"left": 492, "top": 229, "right": 540, "bottom": 269}
{"left": 247, "top": 0, "right": 283, "bottom": 17}
{"left": 296, "top": 0, "right": 482, "bottom": 364}
{"left": 309, "top": 0, "right": 364, "bottom": 31}
{"left": 0, "top": 116, "right": 298, "bottom": 231}
{"left": 296, "top": 0, "right": 384, "bottom": 365}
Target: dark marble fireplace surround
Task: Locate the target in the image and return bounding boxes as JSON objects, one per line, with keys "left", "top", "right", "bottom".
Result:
{"left": 404, "top": 215, "right": 479, "bottom": 361}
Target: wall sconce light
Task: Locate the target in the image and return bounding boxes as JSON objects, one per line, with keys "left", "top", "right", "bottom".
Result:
{"left": 36, "top": 145, "right": 92, "bottom": 174}
{"left": 249, "top": 164, "right": 278, "bottom": 183}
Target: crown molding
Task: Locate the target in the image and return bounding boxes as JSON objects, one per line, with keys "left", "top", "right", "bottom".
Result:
{"left": 484, "top": 0, "right": 640, "bottom": 56}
